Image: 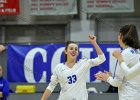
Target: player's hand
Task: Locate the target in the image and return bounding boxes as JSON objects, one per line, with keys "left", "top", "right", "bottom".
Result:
{"left": 113, "top": 50, "right": 124, "bottom": 64}
{"left": 89, "top": 35, "right": 96, "bottom": 44}
{"left": 0, "top": 45, "right": 5, "bottom": 52}
{"left": 94, "top": 71, "right": 103, "bottom": 80}
{"left": 112, "top": 50, "right": 122, "bottom": 59}
{"left": 95, "top": 72, "right": 110, "bottom": 81}
{"left": 104, "top": 70, "right": 112, "bottom": 76}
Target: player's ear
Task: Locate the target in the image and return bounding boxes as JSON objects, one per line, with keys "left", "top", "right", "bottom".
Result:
{"left": 119, "top": 33, "right": 123, "bottom": 40}
{"left": 118, "top": 34, "right": 122, "bottom": 42}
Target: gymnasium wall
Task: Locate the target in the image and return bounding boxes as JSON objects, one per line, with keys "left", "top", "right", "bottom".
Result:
{"left": 0, "top": 0, "right": 140, "bottom": 100}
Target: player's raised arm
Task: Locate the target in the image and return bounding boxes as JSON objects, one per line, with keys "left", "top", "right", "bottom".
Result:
{"left": 89, "top": 35, "right": 103, "bottom": 55}
{"left": 88, "top": 35, "right": 106, "bottom": 66}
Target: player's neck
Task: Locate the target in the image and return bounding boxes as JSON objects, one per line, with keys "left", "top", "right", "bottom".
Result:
{"left": 122, "top": 44, "right": 128, "bottom": 49}
{"left": 121, "top": 42, "right": 127, "bottom": 49}
{"left": 65, "top": 59, "right": 76, "bottom": 68}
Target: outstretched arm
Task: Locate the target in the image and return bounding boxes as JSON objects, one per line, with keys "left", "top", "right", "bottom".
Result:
{"left": 41, "top": 89, "right": 52, "bottom": 100}
{"left": 95, "top": 70, "right": 122, "bottom": 87}
{"left": 41, "top": 68, "right": 58, "bottom": 100}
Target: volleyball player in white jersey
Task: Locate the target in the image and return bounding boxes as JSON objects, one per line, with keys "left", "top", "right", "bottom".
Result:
{"left": 95, "top": 24, "right": 140, "bottom": 100}
{"left": 113, "top": 50, "right": 140, "bottom": 80}
{"left": 41, "top": 35, "right": 106, "bottom": 100}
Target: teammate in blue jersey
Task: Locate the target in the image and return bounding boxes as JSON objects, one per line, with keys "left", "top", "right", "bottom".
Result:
{"left": 0, "top": 45, "right": 10, "bottom": 100}
{"left": 95, "top": 24, "right": 140, "bottom": 100}
{"left": 0, "top": 65, "right": 9, "bottom": 100}
{"left": 41, "top": 35, "right": 106, "bottom": 100}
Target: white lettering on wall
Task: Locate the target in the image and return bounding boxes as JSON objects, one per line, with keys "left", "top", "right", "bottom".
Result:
{"left": 107, "top": 48, "right": 121, "bottom": 74}
{"left": 51, "top": 47, "right": 65, "bottom": 73}
{"left": 24, "top": 48, "right": 47, "bottom": 83}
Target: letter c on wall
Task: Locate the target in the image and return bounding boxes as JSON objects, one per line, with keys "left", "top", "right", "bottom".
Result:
{"left": 24, "top": 48, "right": 47, "bottom": 83}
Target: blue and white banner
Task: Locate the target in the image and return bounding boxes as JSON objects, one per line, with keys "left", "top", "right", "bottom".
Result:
{"left": 7, "top": 44, "right": 120, "bottom": 83}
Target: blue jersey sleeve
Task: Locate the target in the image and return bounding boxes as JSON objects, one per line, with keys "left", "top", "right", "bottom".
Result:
{"left": 2, "top": 79, "right": 10, "bottom": 99}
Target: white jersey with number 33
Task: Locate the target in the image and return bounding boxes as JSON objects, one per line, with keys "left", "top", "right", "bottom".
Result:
{"left": 47, "top": 54, "right": 106, "bottom": 100}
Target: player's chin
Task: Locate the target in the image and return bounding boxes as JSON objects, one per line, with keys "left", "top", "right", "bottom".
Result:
{"left": 70, "top": 55, "right": 77, "bottom": 60}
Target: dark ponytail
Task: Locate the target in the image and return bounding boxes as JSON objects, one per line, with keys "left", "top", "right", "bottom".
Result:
{"left": 119, "top": 24, "right": 140, "bottom": 49}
